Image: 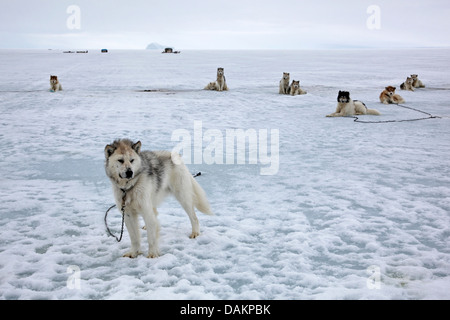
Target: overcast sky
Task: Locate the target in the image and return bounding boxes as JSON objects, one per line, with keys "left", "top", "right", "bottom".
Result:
{"left": 1, "top": 0, "right": 449, "bottom": 49}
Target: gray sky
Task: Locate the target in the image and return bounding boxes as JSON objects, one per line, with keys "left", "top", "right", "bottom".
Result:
{"left": 1, "top": 0, "right": 449, "bottom": 49}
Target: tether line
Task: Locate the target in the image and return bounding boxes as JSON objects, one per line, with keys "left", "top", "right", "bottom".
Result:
{"left": 352, "top": 103, "right": 442, "bottom": 123}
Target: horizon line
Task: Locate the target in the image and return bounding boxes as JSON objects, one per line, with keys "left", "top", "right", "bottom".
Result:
{"left": 1, "top": 46, "right": 450, "bottom": 51}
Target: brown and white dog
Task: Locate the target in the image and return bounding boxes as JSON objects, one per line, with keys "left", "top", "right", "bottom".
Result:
{"left": 49, "top": 75, "right": 62, "bottom": 91}
{"left": 379, "top": 86, "right": 405, "bottom": 104}
{"left": 400, "top": 77, "right": 414, "bottom": 91}
{"left": 289, "top": 80, "right": 307, "bottom": 96}
{"left": 411, "top": 74, "right": 425, "bottom": 88}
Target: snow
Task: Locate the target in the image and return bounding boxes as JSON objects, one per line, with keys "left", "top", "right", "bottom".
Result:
{"left": 0, "top": 48, "right": 450, "bottom": 300}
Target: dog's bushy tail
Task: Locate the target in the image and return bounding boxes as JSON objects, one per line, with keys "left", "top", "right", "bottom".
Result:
{"left": 191, "top": 176, "right": 213, "bottom": 215}
{"left": 367, "top": 108, "right": 381, "bottom": 115}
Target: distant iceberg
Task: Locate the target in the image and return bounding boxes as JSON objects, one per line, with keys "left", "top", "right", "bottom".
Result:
{"left": 146, "top": 42, "right": 166, "bottom": 50}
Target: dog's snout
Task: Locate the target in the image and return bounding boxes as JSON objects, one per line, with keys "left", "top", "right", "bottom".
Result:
{"left": 125, "top": 168, "right": 133, "bottom": 179}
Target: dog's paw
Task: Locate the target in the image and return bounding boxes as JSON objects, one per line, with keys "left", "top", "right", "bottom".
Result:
{"left": 123, "top": 250, "right": 141, "bottom": 258}
{"left": 189, "top": 232, "right": 200, "bottom": 239}
{"left": 147, "top": 250, "right": 160, "bottom": 259}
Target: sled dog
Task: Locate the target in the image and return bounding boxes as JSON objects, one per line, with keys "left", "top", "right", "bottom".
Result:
{"left": 327, "top": 91, "right": 380, "bottom": 117}
{"left": 216, "top": 67, "right": 228, "bottom": 91}
{"left": 400, "top": 77, "right": 415, "bottom": 91}
{"left": 204, "top": 82, "right": 217, "bottom": 90}
{"left": 290, "top": 80, "right": 307, "bottom": 96}
{"left": 49, "top": 75, "right": 62, "bottom": 91}
{"left": 379, "top": 86, "right": 405, "bottom": 104}
{"left": 411, "top": 74, "right": 425, "bottom": 88}
{"left": 104, "top": 139, "right": 213, "bottom": 258}
{"left": 204, "top": 67, "right": 228, "bottom": 91}
{"left": 279, "top": 72, "right": 290, "bottom": 94}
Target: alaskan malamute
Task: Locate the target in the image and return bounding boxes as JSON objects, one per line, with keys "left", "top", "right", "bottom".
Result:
{"left": 327, "top": 91, "right": 380, "bottom": 117}
{"left": 104, "top": 139, "right": 213, "bottom": 258}
{"left": 50, "top": 75, "right": 62, "bottom": 91}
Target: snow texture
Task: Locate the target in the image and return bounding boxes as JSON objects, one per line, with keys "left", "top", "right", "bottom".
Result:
{"left": 0, "top": 48, "right": 449, "bottom": 300}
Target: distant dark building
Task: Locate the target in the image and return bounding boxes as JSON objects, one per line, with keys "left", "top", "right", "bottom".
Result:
{"left": 162, "top": 48, "right": 180, "bottom": 54}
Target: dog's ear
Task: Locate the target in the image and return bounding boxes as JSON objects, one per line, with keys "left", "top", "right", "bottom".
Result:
{"left": 132, "top": 141, "right": 142, "bottom": 154}
{"left": 104, "top": 144, "right": 116, "bottom": 159}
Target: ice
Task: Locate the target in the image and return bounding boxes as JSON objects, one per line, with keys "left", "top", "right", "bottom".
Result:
{"left": 0, "top": 48, "right": 449, "bottom": 300}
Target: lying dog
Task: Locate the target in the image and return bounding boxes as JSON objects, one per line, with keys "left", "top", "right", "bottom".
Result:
{"left": 289, "top": 80, "right": 307, "bottom": 96}
{"left": 400, "top": 77, "right": 414, "bottom": 91}
{"left": 379, "top": 86, "right": 405, "bottom": 104}
{"left": 411, "top": 74, "right": 425, "bottom": 88}
{"left": 327, "top": 91, "right": 380, "bottom": 117}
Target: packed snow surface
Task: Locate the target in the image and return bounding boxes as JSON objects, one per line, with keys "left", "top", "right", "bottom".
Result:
{"left": 0, "top": 48, "right": 449, "bottom": 300}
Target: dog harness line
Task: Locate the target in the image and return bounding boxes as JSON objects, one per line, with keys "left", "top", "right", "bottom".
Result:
{"left": 104, "top": 172, "right": 202, "bottom": 242}
{"left": 104, "top": 189, "right": 127, "bottom": 242}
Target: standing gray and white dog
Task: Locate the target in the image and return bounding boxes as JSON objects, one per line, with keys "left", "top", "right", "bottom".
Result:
{"left": 104, "top": 139, "right": 213, "bottom": 258}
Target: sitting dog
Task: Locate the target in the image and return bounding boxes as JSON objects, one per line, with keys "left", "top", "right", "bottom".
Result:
{"left": 104, "top": 139, "right": 213, "bottom": 258}
{"left": 411, "top": 74, "right": 425, "bottom": 88}
{"left": 204, "top": 67, "right": 228, "bottom": 91}
{"left": 400, "top": 77, "right": 415, "bottom": 91}
{"left": 216, "top": 67, "right": 228, "bottom": 91}
{"left": 49, "top": 75, "right": 62, "bottom": 91}
{"left": 379, "top": 86, "right": 405, "bottom": 104}
{"left": 279, "top": 72, "right": 290, "bottom": 94}
{"left": 289, "top": 80, "right": 307, "bottom": 96}
{"left": 327, "top": 91, "right": 380, "bottom": 117}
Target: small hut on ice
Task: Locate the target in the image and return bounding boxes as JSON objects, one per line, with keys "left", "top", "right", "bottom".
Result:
{"left": 162, "top": 48, "right": 180, "bottom": 54}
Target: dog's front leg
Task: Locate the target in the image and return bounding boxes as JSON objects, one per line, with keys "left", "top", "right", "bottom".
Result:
{"left": 142, "top": 206, "right": 160, "bottom": 258}
{"left": 123, "top": 213, "right": 141, "bottom": 258}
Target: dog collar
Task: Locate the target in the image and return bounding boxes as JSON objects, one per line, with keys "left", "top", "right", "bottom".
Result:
{"left": 120, "top": 182, "right": 136, "bottom": 194}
